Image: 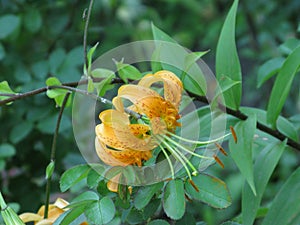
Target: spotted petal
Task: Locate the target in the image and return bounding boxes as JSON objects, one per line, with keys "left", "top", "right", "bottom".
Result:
{"left": 138, "top": 70, "right": 183, "bottom": 109}
{"left": 96, "top": 109, "right": 157, "bottom": 151}
{"left": 95, "top": 138, "right": 152, "bottom": 166}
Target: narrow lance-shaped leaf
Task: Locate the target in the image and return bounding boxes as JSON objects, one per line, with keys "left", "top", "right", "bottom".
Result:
{"left": 267, "top": 45, "right": 300, "bottom": 128}
{"left": 151, "top": 23, "right": 207, "bottom": 95}
{"left": 262, "top": 167, "right": 300, "bottom": 225}
{"left": 216, "top": 0, "right": 242, "bottom": 110}
{"left": 256, "top": 57, "right": 285, "bottom": 88}
{"left": 229, "top": 114, "right": 257, "bottom": 195}
{"left": 242, "top": 140, "right": 286, "bottom": 225}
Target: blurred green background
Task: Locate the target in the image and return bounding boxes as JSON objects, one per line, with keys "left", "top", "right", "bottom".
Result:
{"left": 0, "top": 0, "right": 299, "bottom": 224}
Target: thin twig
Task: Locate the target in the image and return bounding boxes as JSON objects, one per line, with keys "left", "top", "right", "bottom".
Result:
{"left": 83, "top": 0, "right": 95, "bottom": 72}
{"left": 44, "top": 92, "right": 71, "bottom": 219}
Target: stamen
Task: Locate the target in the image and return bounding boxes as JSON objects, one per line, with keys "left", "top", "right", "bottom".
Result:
{"left": 215, "top": 143, "right": 227, "bottom": 156}
{"left": 158, "top": 144, "right": 175, "bottom": 179}
{"left": 155, "top": 136, "right": 192, "bottom": 180}
{"left": 166, "top": 131, "right": 231, "bottom": 146}
{"left": 163, "top": 135, "right": 213, "bottom": 160}
{"left": 230, "top": 126, "right": 237, "bottom": 143}
{"left": 189, "top": 179, "right": 199, "bottom": 192}
{"left": 158, "top": 135, "right": 199, "bottom": 175}
{"left": 213, "top": 155, "right": 224, "bottom": 168}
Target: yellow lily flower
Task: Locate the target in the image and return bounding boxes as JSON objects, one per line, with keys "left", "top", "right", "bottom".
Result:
{"left": 95, "top": 70, "right": 231, "bottom": 192}
{"left": 19, "top": 198, "right": 88, "bottom": 225}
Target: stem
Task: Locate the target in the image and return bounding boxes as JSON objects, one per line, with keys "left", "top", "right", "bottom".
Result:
{"left": 83, "top": 0, "right": 95, "bottom": 71}
{"left": 44, "top": 93, "right": 70, "bottom": 219}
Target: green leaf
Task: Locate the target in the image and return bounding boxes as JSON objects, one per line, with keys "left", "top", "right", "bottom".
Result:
{"left": 229, "top": 114, "right": 257, "bottom": 195}
{"left": 184, "top": 51, "right": 209, "bottom": 72}
{"left": 262, "top": 167, "right": 300, "bottom": 225}
{"left": 86, "top": 42, "right": 99, "bottom": 76}
{"left": 212, "top": 75, "right": 241, "bottom": 108}
{"left": 0, "top": 144, "right": 16, "bottom": 158}
{"left": 85, "top": 197, "right": 115, "bottom": 225}
{"left": 185, "top": 173, "right": 231, "bottom": 208}
{"left": 152, "top": 23, "right": 177, "bottom": 43}
{"left": 133, "top": 182, "right": 163, "bottom": 210}
{"left": 114, "top": 60, "right": 142, "bottom": 83}
{"left": 152, "top": 24, "right": 207, "bottom": 96}
{"left": 45, "top": 161, "right": 55, "bottom": 179}
{"left": 54, "top": 204, "right": 88, "bottom": 225}
{"left": 242, "top": 140, "right": 286, "bottom": 225}
{"left": 216, "top": 0, "right": 241, "bottom": 110}
{"left": 86, "top": 165, "right": 105, "bottom": 188}
{"left": 60, "top": 164, "right": 91, "bottom": 192}
{"left": 46, "top": 77, "right": 69, "bottom": 106}
{"left": 0, "top": 81, "right": 16, "bottom": 103}
{"left": 126, "top": 208, "right": 145, "bottom": 224}
{"left": 241, "top": 107, "right": 299, "bottom": 142}
{"left": 92, "top": 69, "right": 116, "bottom": 96}
{"left": 0, "top": 15, "right": 20, "bottom": 39}
{"left": 151, "top": 47, "right": 163, "bottom": 73}
{"left": 9, "top": 121, "right": 33, "bottom": 144}
{"left": 24, "top": 8, "right": 42, "bottom": 33}
{"left": 279, "top": 38, "right": 300, "bottom": 55}
{"left": 148, "top": 219, "right": 170, "bottom": 225}
{"left": 87, "top": 77, "right": 95, "bottom": 93}
{"left": 267, "top": 45, "right": 300, "bottom": 128}
{"left": 257, "top": 57, "right": 285, "bottom": 88}
{"left": 163, "top": 179, "right": 185, "bottom": 220}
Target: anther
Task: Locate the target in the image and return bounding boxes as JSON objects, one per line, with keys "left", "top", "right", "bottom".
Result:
{"left": 189, "top": 179, "right": 199, "bottom": 192}
{"left": 213, "top": 155, "right": 224, "bottom": 168}
{"left": 215, "top": 143, "right": 227, "bottom": 156}
{"left": 230, "top": 126, "right": 237, "bottom": 143}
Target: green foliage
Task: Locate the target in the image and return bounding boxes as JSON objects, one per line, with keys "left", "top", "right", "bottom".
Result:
{"left": 267, "top": 46, "right": 300, "bottom": 128}
{"left": 216, "top": 0, "right": 241, "bottom": 110}
{"left": 261, "top": 167, "right": 300, "bottom": 225}
{"left": 163, "top": 180, "right": 185, "bottom": 220}
{"left": 0, "top": 0, "right": 300, "bottom": 224}
{"left": 230, "top": 115, "right": 257, "bottom": 195}
{"left": 185, "top": 174, "right": 231, "bottom": 209}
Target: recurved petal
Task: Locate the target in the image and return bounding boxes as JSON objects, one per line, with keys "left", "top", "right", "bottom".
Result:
{"left": 138, "top": 70, "right": 183, "bottom": 108}
{"left": 116, "top": 84, "right": 160, "bottom": 104}
{"left": 95, "top": 138, "right": 152, "bottom": 166}
{"left": 95, "top": 138, "right": 128, "bottom": 166}
{"left": 99, "top": 109, "right": 129, "bottom": 125}
{"left": 19, "top": 213, "right": 43, "bottom": 223}
{"left": 96, "top": 118, "right": 156, "bottom": 151}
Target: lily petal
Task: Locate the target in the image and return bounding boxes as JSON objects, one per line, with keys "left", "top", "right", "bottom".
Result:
{"left": 19, "top": 213, "right": 43, "bottom": 223}
{"left": 95, "top": 138, "right": 152, "bottom": 166}
{"left": 138, "top": 70, "right": 183, "bottom": 108}
{"left": 96, "top": 110, "right": 157, "bottom": 151}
